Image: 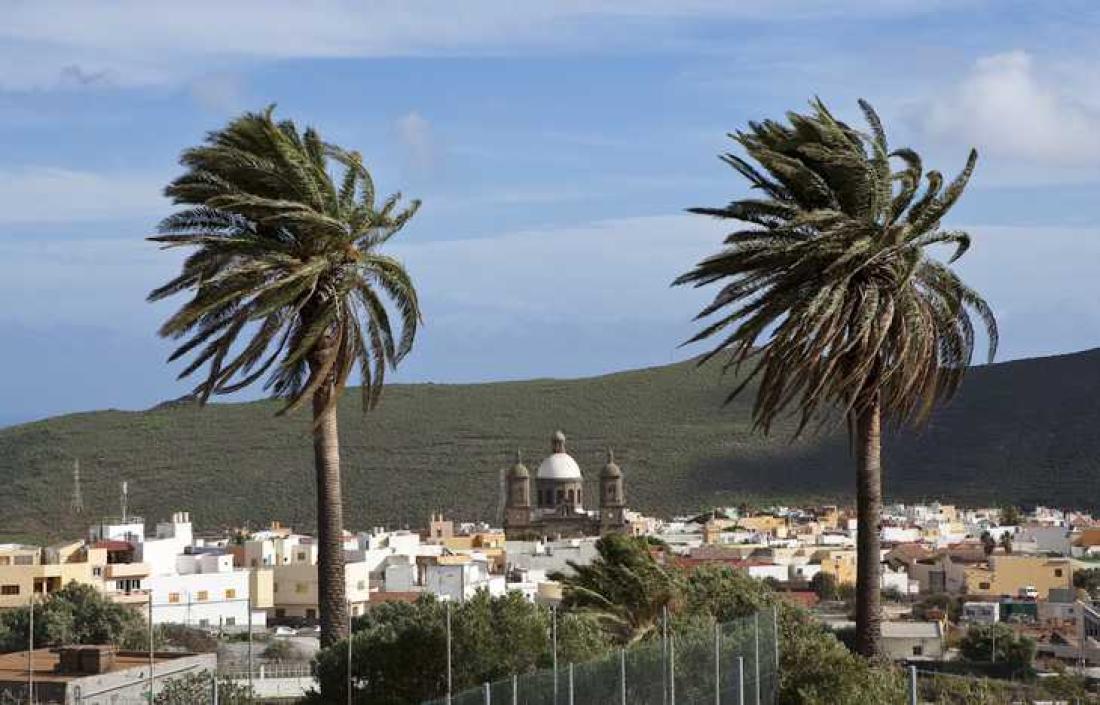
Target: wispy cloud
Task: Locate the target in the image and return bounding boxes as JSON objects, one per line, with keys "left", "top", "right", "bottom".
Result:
{"left": 0, "top": 167, "right": 167, "bottom": 223}
{"left": 0, "top": 0, "right": 966, "bottom": 91}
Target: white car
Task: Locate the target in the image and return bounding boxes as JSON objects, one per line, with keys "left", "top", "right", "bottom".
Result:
{"left": 297, "top": 625, "right": 321, "bottom": 637}
{"left": 273, "top": 626, "right": 296, "bottom": 637}
{"left": 1020, "top": 585, "right": 1039, "bottom": 599}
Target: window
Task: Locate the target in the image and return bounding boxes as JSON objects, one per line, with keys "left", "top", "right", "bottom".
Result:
{"left": 250, "top": 559, "right": 257, "bottom": 568}
{"left": 1055, "top": 569, "right": 1064, "bottom": 577}
{"left": 0, "top": 585, "right": 19, "bottom": 596}
{"left": 275, "top": 608, "right": 286, "bottom": 618}
{"left": 13, "top": 556, "right": 33, "bottom": 566}
{"left": 295, "top": 583, "right": 308, "bottom": 594}
{"left": 356, "top": 580, "right": 366, "bottom": 591}
{"left": 297, "top": 552, "right": 306, "bottom": 562}
{"left": 567, "top": 489, "right": 574, "bottom": 503}
{"left": 0, "top": 557, "right": 10, "bottom": 566}
{"left": 197, "top": 591, "right": 209, "bottom": 602}
{"left": 225, "top": 588, "right": 237, "bottom": 599}
{"left": 168, "top": 593, "right": 181, "bottom": 604}
{"left": 92, "top": 567, "right": 102, "bottom": 577}
{"left": 913, "top": 645, "right": 923, "bottom": 656}
{"left": 978, "top": 582, "right": 991, "bottom": 590}
{"left": 225, "top": 617, "right": 236, "bottom": 626}
{"left": 306, "top": 609, "right": 316, "bottom": 620}
{"left": 199, "top": 619, "right": 209, "bottom": 628}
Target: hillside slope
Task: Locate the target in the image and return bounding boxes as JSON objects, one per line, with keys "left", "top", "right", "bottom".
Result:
{"left": 2, "top": 349, "right": 1100, "bottom": 540}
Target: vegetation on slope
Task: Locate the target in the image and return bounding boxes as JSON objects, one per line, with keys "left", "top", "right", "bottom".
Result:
{"left": 2, "top": 348, "right": 1100, "bottom": 540}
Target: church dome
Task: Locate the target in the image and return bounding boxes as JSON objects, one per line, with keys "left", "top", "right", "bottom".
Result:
{"left": 537, "top": 453, "right": 583, "bottom": 480}
{"left": 537, "top": 431, "right": 583, "bottom": 480}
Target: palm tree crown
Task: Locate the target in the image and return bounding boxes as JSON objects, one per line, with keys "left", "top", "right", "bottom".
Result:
{"left": 148, "top": 106, "right": 420, "bottom": 415}
{"left": 675, "top": 99, "right": 997, "bottom": 432}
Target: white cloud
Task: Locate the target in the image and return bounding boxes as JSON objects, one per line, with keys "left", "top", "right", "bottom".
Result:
{"left": 0, "top": 0, "right": 962, "bottom": 91}
{"left": 188, "top": 73, "right": 247, "bottom": 114}
{"left": 921, "top": 51, "right": 1100, "bottom": 167}
{"left": 0, "top": 167, "right": 167, "bottom": 223}
{"left": 394, "top": 112, "right": 439, "bottom": 174}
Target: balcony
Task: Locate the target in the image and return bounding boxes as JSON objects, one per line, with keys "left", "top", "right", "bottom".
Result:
{"left": 105, "top": 589, "right": 151, "bottom": 605}
{"left": 104, "top": 562, "right": 150, "bottom": 579}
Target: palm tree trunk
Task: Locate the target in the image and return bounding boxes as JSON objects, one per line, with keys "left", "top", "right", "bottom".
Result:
{"left": 854, "top": 392, "right": 883, "bottom": 658}
{"left": 312, "top": 382, "right": 348, "bottom": 650}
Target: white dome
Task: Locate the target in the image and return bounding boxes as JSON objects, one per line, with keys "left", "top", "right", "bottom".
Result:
{"left": 537, "top": 452, "right": 583, "bottom": 480}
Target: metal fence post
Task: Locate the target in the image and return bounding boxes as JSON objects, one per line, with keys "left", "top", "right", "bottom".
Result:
{"left": 772, "top": 603, "right": 779, "bottom": 693}
{"left": 552, "top": 606, "right": 558, "bottom": 705}
{"left": 212, "top": 671, "right": 219, "bottom": 705}
{"left": 483, "top": 681, "right": 491, "bottom": 705}
{"left": 669, "top": 634, "right": 676, "bottom": 705}
{"left": 753, "top": 614, "right": 760, "bottom": 705}
{"left": 736, "top": 656, "right": 744, "bottom": 705}
{"left": 447, "top": 602, "right": 453, "bottom": 705}
{"left": 662, "top": 606, "right": 669, "bottom": 705}
{"left": 568, "top": 663, "right": 575, "bottom": 705}
{"left": 512, "top": 673, "right": 518, "bottom": 705}
{"left": 908, "top": 665, "right": 917, "bottom": 705}
{"left": 247, "top": 599, "right": 254, "bottom": 703}
{"left": 620, "top": 648, "right": 627, "bottom": 705}
{"left": 714, "top": 622, "right": 721, "bottom": 705}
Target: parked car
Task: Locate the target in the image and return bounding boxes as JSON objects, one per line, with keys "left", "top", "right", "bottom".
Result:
{"left": 297, "top": 625, "right": 321, "bottom": 637}
{"left": 273, "top": 626, "right": 296, "bottom": 637}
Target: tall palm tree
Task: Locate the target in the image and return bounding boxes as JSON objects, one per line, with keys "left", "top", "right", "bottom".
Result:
{"left": 674, "top": 99, "right": 996, "bottom": 656}
{"left": 148, "top": 107, "right": 421, "bottom": 651}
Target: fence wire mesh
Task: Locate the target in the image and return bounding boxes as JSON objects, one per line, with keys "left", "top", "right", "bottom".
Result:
{"left": 911, "top": 667, "right": 1100, "bottom": 705}
{"left": 425, "top": 609, "right": 778, "bottom": 705}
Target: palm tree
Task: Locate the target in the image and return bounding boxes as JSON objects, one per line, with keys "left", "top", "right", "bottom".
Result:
{"left": 148, "top": 107, "right": 421, "bottom": 651}
{"left": 674, "top": 99, "right": 996, "bottom": 656}
{"left": 554, "top": 534, "right": 678, "bottom": 646}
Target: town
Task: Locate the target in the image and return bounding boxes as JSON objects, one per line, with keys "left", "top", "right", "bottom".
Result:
{"left": 2, "top": 431, "right": 1100, "bottom": 701}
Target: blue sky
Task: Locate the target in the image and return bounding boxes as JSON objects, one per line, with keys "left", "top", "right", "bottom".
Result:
{"left": 3, "top": 1, "right": 1100, "bottom": 425}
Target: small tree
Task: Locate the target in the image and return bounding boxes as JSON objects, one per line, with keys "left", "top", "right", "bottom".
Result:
{"left": 999, "top": 532, "right": 1014, "bottom": 554}
{"left": 979, "top": 531, "right": 996, "bottom": 556}
{"left": 960, "top": 623, "right": 1035, "bottom": 677}
{"left": 810, "top": 572, "right": 840, "bottom": 601}
{"left": 1000, "top": 505, "right": 1021, "bottom": 526}
{"left": 0, "top": 582, "right": 147, "bottom": 653}
{"left": 1073, "top": 568, "right": 1100, "bottom": 596}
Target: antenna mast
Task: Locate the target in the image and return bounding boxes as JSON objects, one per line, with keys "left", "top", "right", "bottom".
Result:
{"left": 70, "top": 459, "right": 84, "bottom": 514}
{"left": 121, "top": 480, "right": 129, "bottom": 523}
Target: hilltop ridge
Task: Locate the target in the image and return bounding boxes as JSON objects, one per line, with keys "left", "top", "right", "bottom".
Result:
{"left": 2, "top": 348, "right": 1100, "bottom": 540}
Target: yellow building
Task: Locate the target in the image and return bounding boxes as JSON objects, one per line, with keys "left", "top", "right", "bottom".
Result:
{"left": 270, "top": 562, "right": 371, "bottom": 620}
{"left": 964, "top": 555, "right": 1072, "bottom": 598}
{"left": 737, "top": 515, "right": 788, "bottom": 537}
{"left": 0, "top": 542, "right": 107, "bottom": 609}
{"left": 814, "top": 549, "right": 858, "bottom": 586}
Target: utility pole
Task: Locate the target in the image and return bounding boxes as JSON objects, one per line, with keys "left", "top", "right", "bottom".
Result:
{"left": 148, "top": 591, "right": 155, "bottom": 702}
{"left": 27, "top": 592, "right": 33, "bottom": 705}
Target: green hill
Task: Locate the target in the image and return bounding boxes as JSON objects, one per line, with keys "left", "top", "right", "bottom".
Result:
{"left": 3, "top": 348, "right": 1100, "bottom": 541}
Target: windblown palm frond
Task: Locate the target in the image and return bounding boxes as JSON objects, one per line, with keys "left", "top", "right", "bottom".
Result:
{"left": 675, "top": 98, "right": 997, "bottom": 434}
{"left": 554, "top": 534, "right": 678, "bottom": 646}
{"left": 148, "top": 106, "right": 421, "bottom": 416}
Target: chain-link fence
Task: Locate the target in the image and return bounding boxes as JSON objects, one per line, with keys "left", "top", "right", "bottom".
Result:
{"left": 909, "top": 666, "right": 1100, "bottom": 705}
{"left": 425, "top": 609, "right": 779, "bottom": 705}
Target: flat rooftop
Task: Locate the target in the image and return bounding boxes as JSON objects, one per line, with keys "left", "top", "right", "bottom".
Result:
{"left": 0, "top": 649, "right": 198, "bottom": 684}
